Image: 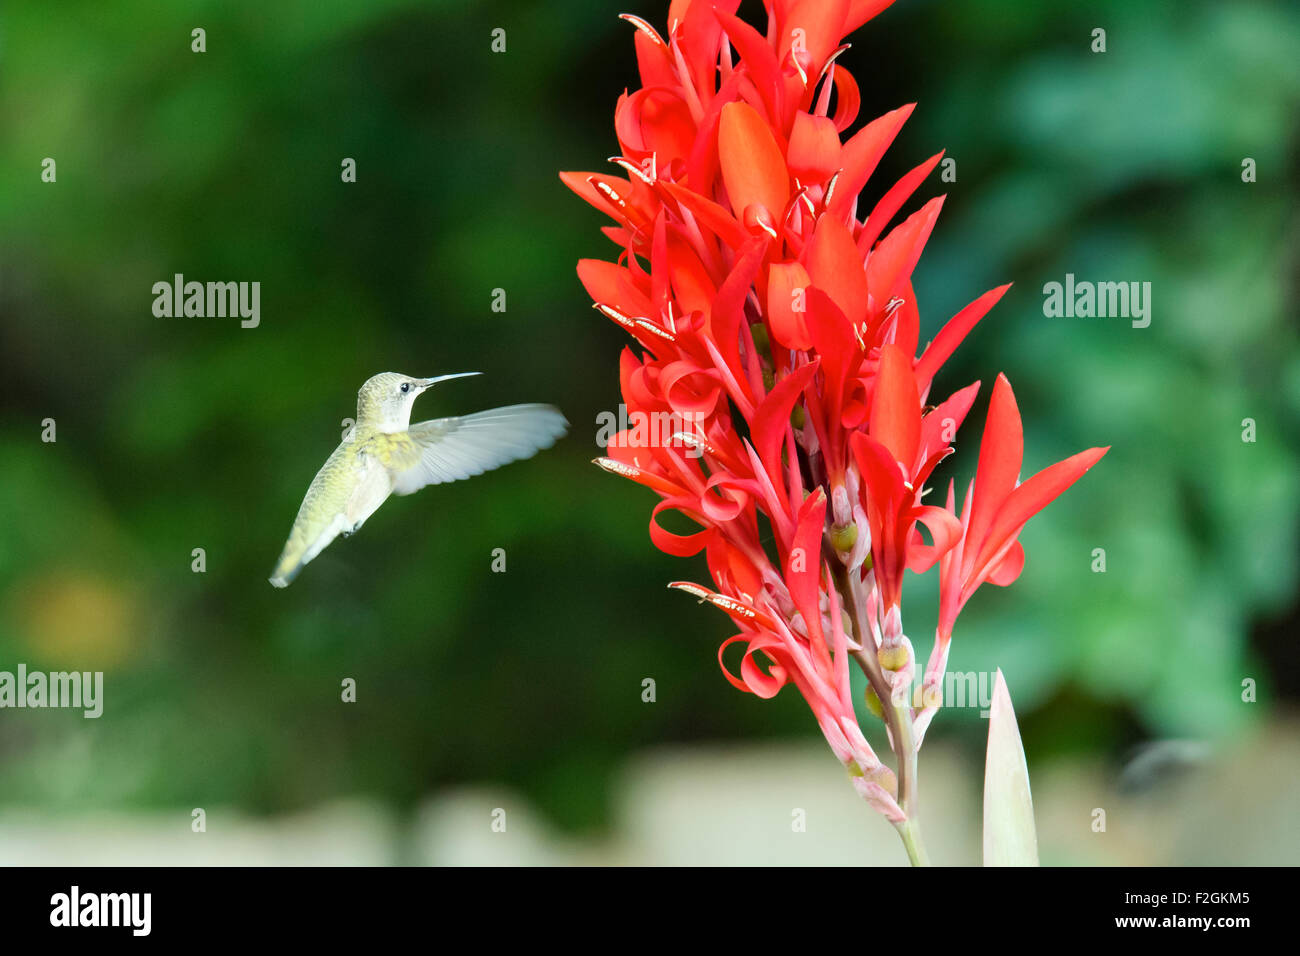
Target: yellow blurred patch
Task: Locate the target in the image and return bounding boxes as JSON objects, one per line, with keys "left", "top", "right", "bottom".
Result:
{"left": 6, "top": 571, "right": 138, "bottom": 669}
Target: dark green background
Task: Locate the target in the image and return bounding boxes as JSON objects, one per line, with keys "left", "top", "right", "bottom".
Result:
{"left": 1, "top": 0, "right": 1297, "bottom": 836}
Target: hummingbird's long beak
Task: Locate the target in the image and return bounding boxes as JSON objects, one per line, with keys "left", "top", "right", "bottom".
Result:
{"left": 417, "top": 372, "right": 481, "bottom": 390}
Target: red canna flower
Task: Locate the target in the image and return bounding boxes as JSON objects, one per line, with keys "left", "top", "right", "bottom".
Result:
{"left": 564, "top": 0, "right": 1107, "bottom": 854}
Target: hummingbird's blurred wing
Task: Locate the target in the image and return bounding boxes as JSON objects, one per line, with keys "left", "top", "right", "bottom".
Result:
{"left": 391, "top": 404, "right": 568, "bottom": 495}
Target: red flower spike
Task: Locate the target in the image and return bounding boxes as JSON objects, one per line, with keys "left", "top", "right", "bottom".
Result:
{"left": 566, "top": 1, "right": 1105, "bottom": 825}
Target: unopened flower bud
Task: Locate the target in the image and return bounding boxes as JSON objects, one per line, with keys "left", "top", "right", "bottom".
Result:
{"left": 863, "top": 686, "right": 885, "bottom": 720}
{"left": 878, "top": 643, "right": 910, "bottom": 672}
{"left": 867, "top": 764, "right": 898, "bottom": 798}
{"left": 830, "top": 521, "right": 858, "bottom": 552}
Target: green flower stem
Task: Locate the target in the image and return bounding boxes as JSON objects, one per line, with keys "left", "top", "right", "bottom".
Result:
{"left": 895, "top": 815, "right": 931, "bottom": 867}
{"left": 832, "top": 557, "right": 932, "bottom": 867}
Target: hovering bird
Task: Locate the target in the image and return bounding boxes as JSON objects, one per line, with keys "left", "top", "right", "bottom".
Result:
{"left": 269, "top": 372, "right": 567, "bottom": 587}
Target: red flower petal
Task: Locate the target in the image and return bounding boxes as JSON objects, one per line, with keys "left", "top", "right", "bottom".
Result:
{"left": 714, "top": 8, "right": 784, "bottom": 121}
{"left": 787, "top": 111, "right": 842, "bottom": 185}
{"left": 869, "top": 344, "right": 921, "bottom": 470}
{"left": 752, "top": 360, "right": 821, "bottom": 492}
{"left": 788, "top": 488, "right": 829, "bottom": 650}
{"left": 986, "top": 540, "right": 1025, "bottom": 587}
{"left": 718, "top": 632, "right": 788, "bottom": 698}
{"left": 576, "top": 258, "right": 653, "bottom": 317}
{"left": 914, "top": 379, "right": 980, "bottom": 487}
{"left": 906, "top": 504, "right": 963, "bottom": 573}
{"left": 914, "top": 283, "right": 1012, "bottom": 391}
{"left": 632, "top": 25, "right": 676, "bottom": 90}
{"left": 660, "top": 181, "right": 750, "bottom": 250}
{"left": 719, "top": 101, "right": 791, "bottom": 224}
{"left": 616, "top": 87, "right": 697, "bottom": 162}
{"left": 806, "top": 213, "right": 868, "bottom": 330}
{"left": 845, "top": 0, "right": 898, "bottom": 32}
{"left": 965, "top": 374, "right": 1024, "bottom": 563}
{"left": 828, "top": 103, "right": 914, "bottom": 219}
{"left": 650, "top": 498, "right": 711, "bottom": 556}
{"left": 767, "top": 260, "right": 815, "bottom": 350}
{"left": 779, "top": 0, "right": 851, "bottom": 78}
{"left": 866, "top": 195, "right": 944, "bottom": 311}
{"left": 857, "top": 151, "right": 945, "bottom": 255}
{"left": 972, "top": 446, "right": 1110, "bottom": 581}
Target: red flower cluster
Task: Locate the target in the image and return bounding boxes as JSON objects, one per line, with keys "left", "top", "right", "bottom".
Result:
{"left": 564, "top": 0, "right": 1106, "bottom": 821}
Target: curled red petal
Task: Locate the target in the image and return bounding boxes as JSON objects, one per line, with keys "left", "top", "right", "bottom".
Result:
{"left": 906, "top": 505, "right": 963, "bottom": 574}
{"left": 718, "top": 633, "right": 789, "bottom": 698}
{"left": 986, "top": 540, "right": 1025, "bottom": 587}
{"left": 650, "top": 498, "right": 712, "bottom": 557}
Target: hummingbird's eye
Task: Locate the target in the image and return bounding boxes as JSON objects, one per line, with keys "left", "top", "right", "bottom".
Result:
{"left": 400, "top": 382, "right": 410, "bottom": 394}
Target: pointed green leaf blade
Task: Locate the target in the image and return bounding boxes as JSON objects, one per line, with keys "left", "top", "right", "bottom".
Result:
{"left": 983, "top": 668, "right": 1039, "bottom": 866}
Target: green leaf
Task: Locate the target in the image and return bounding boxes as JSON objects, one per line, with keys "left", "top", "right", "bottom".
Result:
{"left": 983, "top": 669, "right": 1040, "bottom": 866}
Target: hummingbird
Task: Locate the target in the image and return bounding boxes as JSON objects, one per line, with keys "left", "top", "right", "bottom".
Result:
{"left": 269, "top": 372, "right": 567, "bottom": 588}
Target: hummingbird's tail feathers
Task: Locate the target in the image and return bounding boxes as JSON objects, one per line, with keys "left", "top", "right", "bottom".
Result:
{"left": 268, "top": 513, "right": 350, "bottom": 588}
{"left": 393, "top": 404, "right": 568, "bottom": 494}
{"left": 269, "top": 544, "right": 308, "bottom": 588}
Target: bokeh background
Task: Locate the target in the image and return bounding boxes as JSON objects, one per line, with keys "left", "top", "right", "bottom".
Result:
{"left": 1, "top": 0, "right": 1297, "bottom": 864}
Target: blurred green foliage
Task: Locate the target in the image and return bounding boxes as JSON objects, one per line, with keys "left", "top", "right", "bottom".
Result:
{"left": 1, "top": 0, "right": 1297, "bottom": 834}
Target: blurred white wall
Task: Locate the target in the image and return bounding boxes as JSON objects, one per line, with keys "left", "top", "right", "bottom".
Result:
{"left": 3, "top": 716, "right": 1298, "bottom": 866}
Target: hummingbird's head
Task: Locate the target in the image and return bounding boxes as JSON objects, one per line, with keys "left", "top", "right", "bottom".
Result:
{"left": 356, "top": 371, "right": 481, "bottom": 431}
